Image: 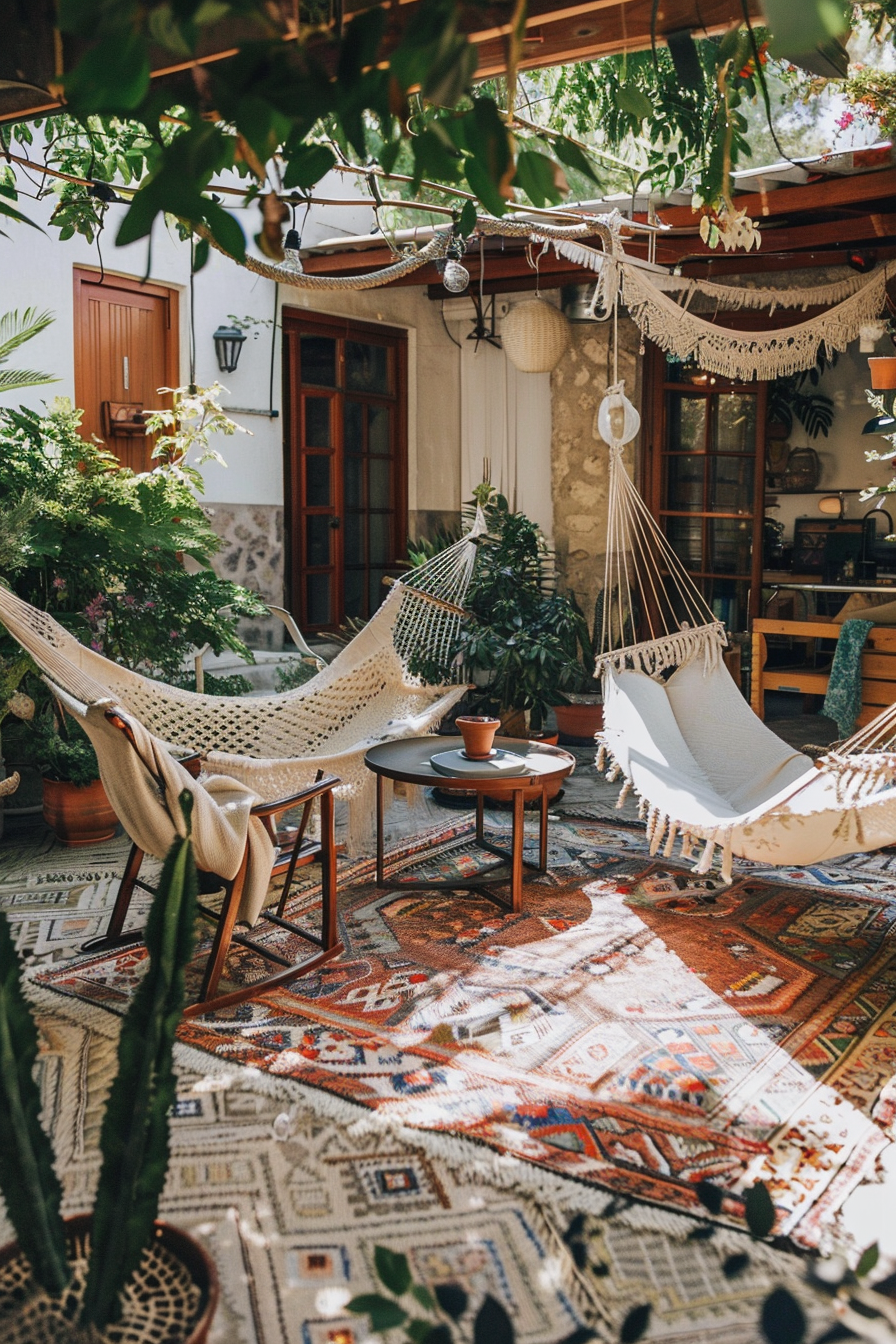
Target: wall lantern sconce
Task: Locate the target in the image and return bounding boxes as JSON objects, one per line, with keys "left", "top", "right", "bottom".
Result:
{"left": 213, "top": 325, "right": 246, "bottom": 374}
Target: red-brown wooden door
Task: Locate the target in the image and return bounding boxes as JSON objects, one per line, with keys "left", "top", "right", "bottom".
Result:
{"left": 73, "top": 268, "right": 179, "bottom": 471}
{"left": 283, "top": 310, "right": 408, "bottom": 631}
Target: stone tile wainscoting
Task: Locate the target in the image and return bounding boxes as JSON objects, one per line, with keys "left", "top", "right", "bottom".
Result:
{"left": 203, "top": 502, "right": 286, "bottom": 649}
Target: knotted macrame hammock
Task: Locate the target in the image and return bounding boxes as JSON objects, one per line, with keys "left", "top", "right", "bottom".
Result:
{"left": 594, "top": 383, "right": 896, "bottom": 882}
{"left": 0, "top": 512, "right": 484, "bottom": 853}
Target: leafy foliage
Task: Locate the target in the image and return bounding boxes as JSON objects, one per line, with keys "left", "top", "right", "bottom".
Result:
{"left": 0, "top": 397, "right": 266, "bottom": 684}
{"left": 348, "top": 1242, "right": 517, "bottom": 1343}
{"left": 81, "top": 790, "right": 199, "bottom": 1329}
{"left": 0, "top": 307, "right": 57, "bottom": 398}
{"left": 30, "top": 709, "right": 101, "bottom": 785}
{"left": 452, "top": 488, "right": 591, "bottom": 730}
{"left": 767, "top": 352, "right": 837, "bottom": 440}
{"left": 0, "top": 913, "right": 70, "bottom": 1296}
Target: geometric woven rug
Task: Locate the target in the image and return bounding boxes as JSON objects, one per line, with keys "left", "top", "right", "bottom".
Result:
{"left": 36, "top": 816, "right": 896, "bottom": 1251}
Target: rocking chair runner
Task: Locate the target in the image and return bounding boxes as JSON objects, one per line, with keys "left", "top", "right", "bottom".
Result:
{"left": 50, "top": 683, "right": 343, "bottom": 1016}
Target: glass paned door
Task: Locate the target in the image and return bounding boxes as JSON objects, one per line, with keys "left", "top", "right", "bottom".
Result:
{"left": 652, "top": 357, "right": 765, "bottom": 633}
{"left": 284, "top": 314, "right": 407, "bottom": 631}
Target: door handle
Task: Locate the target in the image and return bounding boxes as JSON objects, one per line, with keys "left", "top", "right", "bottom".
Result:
{"left": 329, "top": 516, "right": 341, "bottom": 529}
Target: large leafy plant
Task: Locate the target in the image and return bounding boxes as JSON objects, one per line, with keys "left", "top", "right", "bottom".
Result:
{"left": 454, "top": 489, "right": 590, "bottom": 731}
{"left": 0, "top": 397, "right": 266, "bottom": 684}
{"left": 0, "top": 794, "right": 199, "bottom": 1334}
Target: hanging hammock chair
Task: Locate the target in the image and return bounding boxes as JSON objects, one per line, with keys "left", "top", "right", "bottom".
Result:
{"left": 594, "top": 382, "right": 896, "bottom": 882}
{"left": 0, "top": 512, "right": 484, "bottom": 853}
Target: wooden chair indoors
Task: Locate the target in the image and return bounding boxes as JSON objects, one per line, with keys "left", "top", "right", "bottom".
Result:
{"left": 56, "top": 691, "right": 344, "bottom": 1017}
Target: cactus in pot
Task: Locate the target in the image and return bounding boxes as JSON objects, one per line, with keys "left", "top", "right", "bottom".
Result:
{"left": 0, "top": 791, "right": 216, "bottom": 1341}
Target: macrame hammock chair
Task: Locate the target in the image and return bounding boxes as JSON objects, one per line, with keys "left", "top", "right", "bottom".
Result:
{"left": 595, "top": 383, "right": 896, "bottom": 883}
{"left": 0, "top": 512, "right": 485, "bottom": 853}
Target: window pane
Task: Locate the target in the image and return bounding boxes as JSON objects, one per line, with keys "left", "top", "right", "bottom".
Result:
{"left": 304, "top": 397, "right": 330, "bottom": 448}
{"left": 306, "top": 574, "right": 331, "bottom": 625}
{"left": 369, "top": 405, "right": 391, "bottom": 456}
{"left": 346, "top": 341, "right": 390, "bottom": 394}
{"left": 713, "top": 394, "right": 756, "bottom": 454}
{"left": 306, "top": 515, "right": 331, "bottom": 567}
{"left": 344, "top": 513, "right": 364, "bottom": 565}
{"left": 666, "top": 456, "right": 703, "bottom": 512}
{"left": 369, "top": 513, "right": 392, "bottom": 564}
{"left": 300, "top": 336, "right": 336, "bottom": 387}
{"left": 344, "top": 400, "right": 363, "bottom": 454}
{"left": 344, "top": 457, "right": 363, "bottom": 508}
{"left": 668, "top": 396, "right": 706, "bottom": 453}
{"left": 706, "top": 578, "right": 746, "bottom": 632}
{"left": 305, "top": 454, "right": 331, "bottom": 507}
{"left": 665, "top": 517, "right": 702, "bottom": 572}
{"left": 344, "top": 569, "right": 365, "bottom": 619}
{"left": 369, "top": 569, "right": 389, "bottom": 611}
{"left": 708, "top": 518, "right": 752, "bottom": 575}
{"left": 369, "top": 458, "right": 391, "bottom": 510}
{"left": 709, "top": 456, "right": 753, "bottom": 513}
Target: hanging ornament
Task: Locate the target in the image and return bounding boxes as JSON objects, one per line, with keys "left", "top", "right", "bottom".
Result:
{"left": 596, "top": 382, "right": 640, "bottom": 451}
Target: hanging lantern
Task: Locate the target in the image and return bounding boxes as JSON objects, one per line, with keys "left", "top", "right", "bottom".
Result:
{"left": 501, "top": 299, "right": 571, "bottom": 374}
{"left": 213, "top": 325, "right": 246, "bottom": 373}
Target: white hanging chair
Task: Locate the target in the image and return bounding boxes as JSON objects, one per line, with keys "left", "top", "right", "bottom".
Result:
{"left": 594, "top": 381, "right": 896, "bottom": 882}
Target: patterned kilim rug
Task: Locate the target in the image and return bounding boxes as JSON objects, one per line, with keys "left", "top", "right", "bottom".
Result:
{"left": 35, "top": 814, "right": 896, "bottom": 1252}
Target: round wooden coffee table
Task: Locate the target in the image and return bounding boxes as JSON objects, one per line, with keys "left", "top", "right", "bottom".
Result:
{"left": 364, "top": 736, "right": 576, "bottom": 913}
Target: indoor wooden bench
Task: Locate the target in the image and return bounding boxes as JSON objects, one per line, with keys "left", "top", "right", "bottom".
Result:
{"left": 751, "top": 618, "right": 896, "bottom": 728}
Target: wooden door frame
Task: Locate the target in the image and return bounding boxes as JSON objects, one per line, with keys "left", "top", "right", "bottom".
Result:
{"left": 641, "top": 340, "right": 767, "bottom": 626}
{"left": 73, "top": 266, "right": 180, "bottom": 443}
{"left": 281, "top": 307, "right": 409, "bottom": 627}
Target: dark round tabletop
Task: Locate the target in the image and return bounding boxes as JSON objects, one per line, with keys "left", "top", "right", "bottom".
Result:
{"left": 364, "top": 736, "right": 576, "bottom": 791}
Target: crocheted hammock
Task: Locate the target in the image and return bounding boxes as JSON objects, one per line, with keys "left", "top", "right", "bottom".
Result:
{"left": 594, "top": 382, "right": 896, "bottom": 882}
{"left": 0, "top": 513, "right": 484, "bottom": 853}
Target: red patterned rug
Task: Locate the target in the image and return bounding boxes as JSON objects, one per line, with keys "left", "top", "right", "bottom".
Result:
{"left": 37, "top": 816, "right": 896, "bottom": 1246}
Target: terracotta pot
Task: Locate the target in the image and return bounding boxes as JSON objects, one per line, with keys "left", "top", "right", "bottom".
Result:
{"left": 0, "top": 1213, "right": 219, "bottom": 1344}
{"left": 455, "top": 715, "right": 501, "bottom": 759}
{"left": 529, "top": 730, "right": 560, "bottom": 746}
{"left": 869, "top": 357, "right": 896, "bottom": 390}
{"left": 553, "top": 701, "right": 604, "bottom": 745}
{"left": 42, "top": 777, "right": 118, "bottom": 846}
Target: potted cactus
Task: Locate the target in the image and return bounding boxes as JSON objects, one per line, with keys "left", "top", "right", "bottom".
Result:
{"left": 0, "top": 792, "right": 219, "bottom": 1343}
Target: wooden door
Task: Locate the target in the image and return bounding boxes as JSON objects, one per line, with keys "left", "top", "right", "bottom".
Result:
{"left": 73, "top": 268, "right": 179, "bottom": 472}
{"left": 642, "top": 344, "right": 766, "bottom": 632}
{"left": 283, "top": 310, "right": 408, "bottom": 631}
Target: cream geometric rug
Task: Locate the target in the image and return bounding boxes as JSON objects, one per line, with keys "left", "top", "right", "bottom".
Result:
{"left": 1, "top": 821, "right": 835, "bottom": 1344}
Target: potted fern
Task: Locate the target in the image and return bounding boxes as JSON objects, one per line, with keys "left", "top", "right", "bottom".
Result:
{"left": 31, "top": 709, "right": 119, "bottom": 847}
{"left": 0, "top": 793, "right": 219, "bottom": 1343}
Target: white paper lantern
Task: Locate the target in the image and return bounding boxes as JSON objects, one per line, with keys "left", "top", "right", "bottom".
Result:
{"left": 501, "top": 298, "right": 571, "bottom": 373}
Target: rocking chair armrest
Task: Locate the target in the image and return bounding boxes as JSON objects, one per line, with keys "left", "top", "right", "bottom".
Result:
{"left": 249, "top": 773, "right": 340, "bottom": 819}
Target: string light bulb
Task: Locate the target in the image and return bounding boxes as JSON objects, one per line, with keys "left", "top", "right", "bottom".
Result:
{"left": 283, "top": 227, "right": 303, "bottom": 273}
{"left": 442, "top": 258, "right": 470, "bottom": 293}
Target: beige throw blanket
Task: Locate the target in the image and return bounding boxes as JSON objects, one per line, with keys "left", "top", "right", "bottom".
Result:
{"left": 51, "top": 685, "right": 276, "bottom": 925}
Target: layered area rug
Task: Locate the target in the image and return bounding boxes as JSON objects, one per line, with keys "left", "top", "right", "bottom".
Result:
{"left": 35, "top": 815, "right": 896, "bottom": 1249}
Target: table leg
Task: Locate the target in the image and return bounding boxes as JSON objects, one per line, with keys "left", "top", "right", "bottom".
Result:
{"left": 376, "top": 773, "right": 385, "bottom": 886}
{"left": 476, "top": 792, "right": 484, "bottom": 844}
{"left": 510, "top": 788, "right": 524, "bottom": 914}
{"left": 539, "top": 787, "right": 549, "bottom": 871}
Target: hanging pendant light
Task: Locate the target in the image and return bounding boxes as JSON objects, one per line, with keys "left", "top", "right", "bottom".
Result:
{"left": 501, "top": 243, "right": 570, "bottom": 373}
{"left": 213, "top": 325, "right": 246, "bottom": 373}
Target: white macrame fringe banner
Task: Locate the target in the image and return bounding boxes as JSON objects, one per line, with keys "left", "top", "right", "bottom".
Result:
{"left": 595, "top": 621, "right": 728, "bottom": 678}
{"left": 621, "top": 261, "right": 891, "bottom": 381}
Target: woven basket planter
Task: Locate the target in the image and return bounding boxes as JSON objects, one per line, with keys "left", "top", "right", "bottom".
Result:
{"left": 501, "top": 299, "right": 571, "bottom": 373}
{"left": 0, "top": 1215, "right": 219, "bottom": 1344}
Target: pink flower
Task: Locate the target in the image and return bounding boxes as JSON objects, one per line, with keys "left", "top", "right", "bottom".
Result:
{"left": 90, "top": 639, "right": 103, "bottom": 652}
{"left": 835, "top": 111, "right": 855, "bottom": 130}
{"left": 52, "top": 576, "right": 67, "bottom": 590}
{"left": 169, "top": 630, "right": 180, "bottom": 640}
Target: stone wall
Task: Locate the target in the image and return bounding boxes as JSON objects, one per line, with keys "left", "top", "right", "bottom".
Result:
{"left": 550, "top": 313, "right": 641, "bottom": 625}
{"left": 201, "top": 502, "right": 286, "bottom": 649}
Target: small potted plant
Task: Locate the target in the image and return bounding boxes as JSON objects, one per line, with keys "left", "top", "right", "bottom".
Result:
{"left": 31, "top": 707, "right": 119, "bottom": 846}
{"left": 0, "top": 793, "right": 219, "bottom": 1343}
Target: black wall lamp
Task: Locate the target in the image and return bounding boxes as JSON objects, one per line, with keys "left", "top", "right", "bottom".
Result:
{"left": 213, "top": 325, "right": 246, "bottom": 373}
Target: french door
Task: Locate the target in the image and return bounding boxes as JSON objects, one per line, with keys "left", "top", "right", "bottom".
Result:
{"left": 283, "top": 311, "right": 408, "bottom": 631}
{"left": 644, "top": 347, "right": 766, "bottom": 632}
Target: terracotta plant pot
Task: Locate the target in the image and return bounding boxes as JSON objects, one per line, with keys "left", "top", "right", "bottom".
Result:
{"left": 529, "top": 730, "right": 560, "bottom": 746}
{"left": 869, "top": 356, "right": 896, "bottom": 390}
{"left": 455, "top": 715, "right": 501, "bottom": 759}
{"left": 0, "top": 1213, "right": 219, "bottom": 1344}
{"left": 42, "top": 777, "right": 118, "bottom": 846}
{"left": 553, "top": 700, "right": 604, "bottom": 745}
